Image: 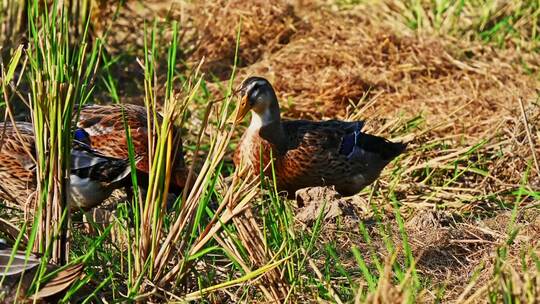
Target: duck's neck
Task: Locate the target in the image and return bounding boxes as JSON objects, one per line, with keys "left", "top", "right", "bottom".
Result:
{"left": 250, "top": 103, "right": 287, "bottom": 153}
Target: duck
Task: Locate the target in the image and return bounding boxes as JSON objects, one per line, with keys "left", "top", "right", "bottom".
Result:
{"left": 0, "top": 240, "right": 83, "bottom": 302}
{"left": 0, "top": 121, "right": 134, "bottom": 212}
{"left": 74, "top": 104, "right": 191, "bottom": 198}
{"left": 233, "top": 76, "right": 406, "bottom": 197}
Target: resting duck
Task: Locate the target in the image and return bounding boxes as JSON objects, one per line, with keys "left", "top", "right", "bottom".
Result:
{"left": 75, "top": 104, "right": 190, "bottom": 196}
{"left": 0, "top": 241, "right": 83, "bottom": 302}
{"left": 233, "top": 76, "right": 406, "bottom": 197}
{"left": 0, "top": 122, "right": 134, "bottom": 211}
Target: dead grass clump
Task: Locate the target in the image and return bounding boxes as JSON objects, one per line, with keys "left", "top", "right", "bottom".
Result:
{"left": 185, "top": 0, "right": 298, "bottom": 78}
{"left": 236, "top": 4, "right": 537, "bottom": 134}
{"left": 457, "top": 209, "right": 540, "bottom": 302}
{"left": 239, "top": 8, "right": 461, "bottom": 119}
{"left": 236, "top": 10, "right": 385, "bottom": 119}
{"left": 91, "top": 1, "right": 176, "bottom": 54}
{"left": 402, "top": 208, "right": 540, "bottom": 301}
{"left": 406, "top": 211, "right": 492, "bottom": 279}
{"left": 487, "top": 102, "right": 540, "bottom": 187}
{"left": 396, "top": 100, "right": 539, "bottom": 212}
{"left": 232, "top": 207, "right": 289, "bottom": 301}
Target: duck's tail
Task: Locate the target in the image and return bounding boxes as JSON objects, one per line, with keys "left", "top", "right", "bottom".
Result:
{"left": 357, "top": 133, "right": 407, "bottom": 161}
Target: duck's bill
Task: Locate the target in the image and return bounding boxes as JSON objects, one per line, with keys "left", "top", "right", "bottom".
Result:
{"left": 234, "top": 96, "right": 250, "bottom": 124}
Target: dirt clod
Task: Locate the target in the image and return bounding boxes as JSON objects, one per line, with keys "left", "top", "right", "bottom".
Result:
{"left": 295, "top": 187, "right": 358, "bottom": 225}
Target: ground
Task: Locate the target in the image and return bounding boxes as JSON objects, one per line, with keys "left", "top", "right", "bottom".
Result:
{"left": 1, "top": 0, "right": 539, "bottom": 302}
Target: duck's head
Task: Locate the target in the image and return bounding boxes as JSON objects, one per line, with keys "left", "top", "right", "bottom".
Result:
{"left": 235, "top": 76, "right": 279, "bottom": 125}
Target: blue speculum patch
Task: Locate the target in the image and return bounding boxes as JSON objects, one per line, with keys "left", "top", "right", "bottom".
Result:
{"left": 74, "top": 128, "right": 91, "bottom": 145}
{"left": 339, "top": 132, "right": 356, "bottom": 157}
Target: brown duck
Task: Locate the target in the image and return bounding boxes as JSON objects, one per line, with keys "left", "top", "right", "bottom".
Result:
{"left": 233, "top": 76, "right": 406, "bottom": 197}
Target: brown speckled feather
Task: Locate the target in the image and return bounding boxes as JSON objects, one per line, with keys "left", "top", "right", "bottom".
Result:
{"left": 235, "top": 120, "right": 405, "bottom": 196}
{"left": 77, "top": 104, "right": 151, "bottom": 172}
{"left": 76, "top": 104, "right": 188, "bottom": 188}
{"left": 0, "top": 122, "right": 36, "bottom": 207}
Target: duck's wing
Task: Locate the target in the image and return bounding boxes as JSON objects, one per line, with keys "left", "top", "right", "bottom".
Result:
{"left": 71, "top": 142, "right": 135, "bottom": 185}
{"left": 71, "top": 142, "right": 109, "bottom": 170}
{"left": 280, "top": 120, "right": 406, "bottom": 194}
{"left": 76, "top": 104, "right": 150, "bottom": 173}
{"left": 274, "top": 120, "right": 351, "bottom": 187}
{"left": 283, "top": 120, "right": 354, "bottom": 154}
{"left": 285, "top": 120, "right": 405, "bottom": 161}
{"left": 76, "top": 104, "right": 189, "bottom": 189}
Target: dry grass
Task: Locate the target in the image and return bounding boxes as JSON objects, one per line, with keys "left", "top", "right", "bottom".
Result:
{"left": 84, "top": 0, "right": 540, "bottom": 301}
{"left": 1, "top": 0, "right": 539, "bottom": 302}
{"left": 185, "top": 0, "right": 298, "bottom": 78}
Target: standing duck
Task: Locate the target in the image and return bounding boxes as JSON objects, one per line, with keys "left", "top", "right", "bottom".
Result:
{"left": 0, "top": 122, "right": 134, "bottom": 212}
{"left": 233, "top": 76, "right": 406, "bottom": 197}
{"left": 75, "top": 104, "right": 190, "bottom": 196}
